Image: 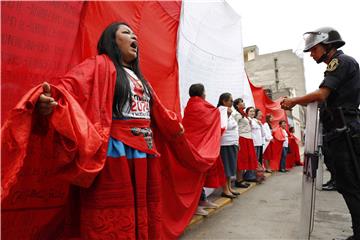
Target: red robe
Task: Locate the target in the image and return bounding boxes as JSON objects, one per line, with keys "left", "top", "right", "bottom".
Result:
{"left": 182, "top": 96, "right": 225, "bottom": 188}
{"left": 1, "top": 55, "right": 221, "bottom": 239}
{"left": 269, "top": 127, "right": 285, "bottom": 171}
{"left": 286, "top": 132, "right": 302, "bottom": 169}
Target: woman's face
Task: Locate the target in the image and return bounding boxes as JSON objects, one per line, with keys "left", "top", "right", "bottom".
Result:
{"left": 248, "top": 108, "right": 255, "bottom": 118}
{"left": 281, "top": 121, "right": 287, "bottom": 129}
{"left": 237, "top": 100, "right": 245, "bottom": 110}
{"left": 223, "top": 96, "right": 233, "bottom": 107}
{"left": 256, "top": 111, "right": 262, "bottom": 120}
{"left": 115, "top": 25, "right": 138, "bottom": 66}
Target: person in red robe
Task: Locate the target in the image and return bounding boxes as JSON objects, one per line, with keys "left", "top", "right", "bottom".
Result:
{"left": 2, "top": 22, "right": 212, "bottom": 240}
{"left": 182, "top": 83, "right": 223, "bottom": 216}
{"left": 286, "top": 126, "right": 302, "bottom": 169}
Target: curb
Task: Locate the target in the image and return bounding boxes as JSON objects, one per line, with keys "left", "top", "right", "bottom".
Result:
{"left": 186, "top": 172, "right": 272, "bottom": 229}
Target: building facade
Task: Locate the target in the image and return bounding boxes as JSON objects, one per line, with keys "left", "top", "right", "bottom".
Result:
{"left": 244, "top": 45, "right": 306, "bottom": 141}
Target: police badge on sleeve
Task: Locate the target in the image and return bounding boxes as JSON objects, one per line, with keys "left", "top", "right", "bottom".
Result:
{"left": 326, "top": 58, "right": 339, "bottom": 72}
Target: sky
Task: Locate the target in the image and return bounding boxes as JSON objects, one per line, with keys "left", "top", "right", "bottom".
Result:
{"left": 226, "top": 0, "right": 360, "bottom": 93}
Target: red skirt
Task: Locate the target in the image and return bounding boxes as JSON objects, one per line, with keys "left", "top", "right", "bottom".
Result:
{"left": 237, "top": 137, "right": 258, "bottom": 170}
{"left": 263, "top": 141, "right": 273, "bottom": 162}
{"left": 78, "top": 141, "right": 161, "bottom": 240}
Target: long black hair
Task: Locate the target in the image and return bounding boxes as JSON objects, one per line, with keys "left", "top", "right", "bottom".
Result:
{"left": 97, "top": 22, "right": 152, "bottom": 118}
{"left": 217, "top": 92, "right": 232, "bottom": 107}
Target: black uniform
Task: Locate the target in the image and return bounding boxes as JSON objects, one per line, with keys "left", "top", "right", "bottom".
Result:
{"left": 319, "top": 50, "right": 360, "bottom": 239}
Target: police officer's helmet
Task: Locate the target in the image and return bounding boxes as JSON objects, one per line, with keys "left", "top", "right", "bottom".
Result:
{"left": 303, "top": 27, "right": 345, "bottom": 52}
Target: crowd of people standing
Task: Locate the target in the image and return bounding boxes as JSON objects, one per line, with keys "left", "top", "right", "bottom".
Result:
{"left": 188, "top": 85, "right": 302, "bottom": 216}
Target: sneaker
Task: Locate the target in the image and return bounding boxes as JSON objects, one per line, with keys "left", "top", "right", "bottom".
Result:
{"left": 199, "top": 200, "right": 219, "bottom": 209}
{"left": 265, "top": 169, "right": 272, "bottom": 173}
{"left": 195, "top": 207, "right": 209, "bottom": 216}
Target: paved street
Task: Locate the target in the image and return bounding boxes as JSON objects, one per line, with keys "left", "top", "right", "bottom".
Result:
{"left": 181, "top": 166, "right": 352, "bottom": 240}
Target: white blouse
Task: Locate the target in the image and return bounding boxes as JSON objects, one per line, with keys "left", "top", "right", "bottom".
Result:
{"left": 251, "top": 118, "right": 264, "bottom": 147}
{"left": 263, "top": 122, "right": 273, "bottom": 142}
{"left": 282, "top": 129, "right": 289, "bottom": 147}
{"left": 219, "top": 107, "right": 239, "bottom": 146}
{"left": 233, "top": 111, "right": 252, "bottom": 139}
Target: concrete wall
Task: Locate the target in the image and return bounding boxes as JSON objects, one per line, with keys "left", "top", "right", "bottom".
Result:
{"left": 244, "top": 47, "right": 306, "bottom": 98}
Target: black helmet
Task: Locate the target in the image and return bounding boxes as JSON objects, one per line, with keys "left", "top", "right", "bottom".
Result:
{"left": 303, "top": 27, "right": 345, "bottom": 52}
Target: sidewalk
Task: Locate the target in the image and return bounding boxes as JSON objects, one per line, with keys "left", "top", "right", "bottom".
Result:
{"left": 185, "top": 172, "right": 272, "bottom": 229}
{"left": 181, "top": 166, "right": 352, "bottom": 239}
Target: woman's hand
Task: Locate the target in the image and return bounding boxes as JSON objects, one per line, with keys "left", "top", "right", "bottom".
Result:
{"left": 36, "top": 82, "right": 57, "bottom": 115}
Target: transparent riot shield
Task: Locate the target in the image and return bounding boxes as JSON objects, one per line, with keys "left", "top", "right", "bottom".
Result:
{"left": 299, "top": 102, "right": 320, "bottom": 239}
{"left": 316, "top": 123, "right": 324, "bottom": 191}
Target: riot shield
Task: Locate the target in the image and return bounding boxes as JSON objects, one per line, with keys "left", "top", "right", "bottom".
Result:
{"left": 316, "top": 123, "right": 324, "bottom": 191}
{"left": 299, "top": 102, "right": 320, "bottom": 239}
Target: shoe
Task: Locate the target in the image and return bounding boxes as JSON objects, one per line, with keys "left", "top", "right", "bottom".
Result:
{"left": 235, "top": 181, "right": 250, "bottom": 188}
{"left": 322, "top": 179, "right": 334, "bottom": 187}
{"left": 279, "top": 169, "right": 286, "bottom": 173}
{"left": 265, "top": 169, "right": 272, "bottom": 173}
{"left": 199, "top": 200, "right": 219, "bottom": 209}
{"left": 322, "top": 182, "right": 337, "bottom": 191}
{"left": 245, "top": 178, "right": 258, "bottom": 182}
{"left": 230, "top": 190, "right": 240, "bottom": 195}
{"left": 221, "top": 192, "right": 237, "bottom": 199}
{"left": 195, "top": 206, "right": 209, "bottom": 216}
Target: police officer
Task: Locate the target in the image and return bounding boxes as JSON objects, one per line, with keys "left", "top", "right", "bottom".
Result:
{"left": 281, "top": 27, "right": 360, "bottom": 240}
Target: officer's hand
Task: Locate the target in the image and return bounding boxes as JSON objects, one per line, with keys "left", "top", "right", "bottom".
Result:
{"left": 281, "top": 97, "right": 295, "bottom": 110}
{"left": 36, "top": 82, "right": 58, "bottom": 115}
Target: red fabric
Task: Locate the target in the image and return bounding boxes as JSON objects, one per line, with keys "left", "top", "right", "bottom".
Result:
{"left": 286, "top": 133, "right": 301, "bottom": 169}
{"left": 2, "top": 2, "right": 201, "bottom": 239}
{"left": 248, "top": 79, "right": 286, "bottom": 128}
{"left": 263, "top": 140, "right": 273, "bottom": 161}
{"left": 1, "top": 54, "right": 223, "bottom": 239}
{"left": 204, "top": 156, "right": 226, "bottom": 188}
{"left": 248, "top": 77, "right": 287, "bottom": 171}
{"left": 269, "top": 128, "right": 286, "bottom": 171}
{"left": 69, "top": 1, "right": 182, "bottom": 114}
{"left": 80, "top": 154, "right": 162, "bottom": 240}
{"left": 1, "top": 2, "right": 84, "bottom": 122}
{"left": 1, "top": 55, "right": 114, "bottom": 238}
{"left": 110, "top": 119, "right": 159, "bottom": 156}
{"left": 237, "top": 137, "right": 258, "bottom": 170}
{"left": 182, "top": 97, "right": 225, "bottom": 188}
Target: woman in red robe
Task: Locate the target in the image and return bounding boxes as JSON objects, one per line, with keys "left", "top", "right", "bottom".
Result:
{"left": 286, "top": 126, "right": 302, "bottom": 169}
{"left": 2, "top": 22, "right": 186, "bottom": 240}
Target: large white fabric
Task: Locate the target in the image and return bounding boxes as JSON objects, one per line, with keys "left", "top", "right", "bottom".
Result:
{"left": 177, "top": 0, "right": 254, "bottom": 113}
